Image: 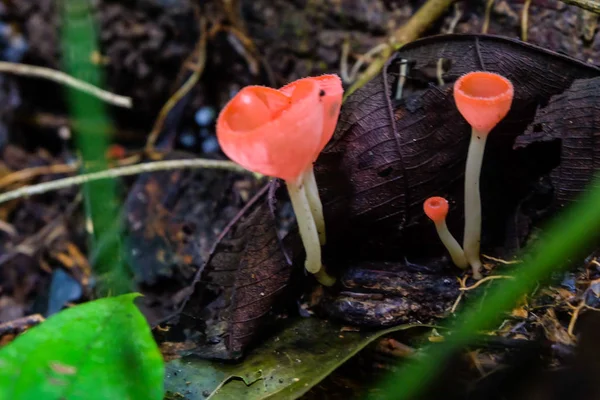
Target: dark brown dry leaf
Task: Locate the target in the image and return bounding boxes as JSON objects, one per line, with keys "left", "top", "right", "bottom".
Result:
{"left": 515, "top": 77, "right": 600, "bottom": 206}
{"left": 123, "top": 152, "right": 251, "bottom": 324}
{"left": 539, "top": 308, "right": 575, "bottom": 346}
{"left": 178, "top": 196, "right": 293, "bottom": 360}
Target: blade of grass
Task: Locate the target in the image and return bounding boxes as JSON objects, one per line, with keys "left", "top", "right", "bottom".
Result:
{"left": 61, "top": 1, "right": 127, "bottom": 293}
{"left": 373, "top": 177, "right": 600, "bottom": 399}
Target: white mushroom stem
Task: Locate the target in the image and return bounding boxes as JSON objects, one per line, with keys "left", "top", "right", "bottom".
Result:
{"left": 433, "top": 219, "right": 468, "bottom": 269}
{"left": 314, "top": 267, "right": 336, "bottom": 287}
{"left": 463, "top": 128, "right": 489, "bottom": 280}
{"left": 303, "top": 166, "right": 326, "bottom": 245}
{"left": 286, "top": 178, "right": 335, "bottom": 286}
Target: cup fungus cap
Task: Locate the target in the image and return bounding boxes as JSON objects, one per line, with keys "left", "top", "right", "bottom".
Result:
{"left": 424, "top": 196, "right": 449, "bottom": 223}
{"left": 217, "top": 80, "right": 324, "bottom": 181}
{"left": 280, "top": 74, "right": 343, "bottom": 160}
{"left": 453, "top": 71, "right": 514, "bottom": 135}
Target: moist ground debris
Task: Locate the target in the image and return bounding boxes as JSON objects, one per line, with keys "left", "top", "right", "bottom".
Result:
{"left": 2, "top": 0, "right": 600, "bottom": 399}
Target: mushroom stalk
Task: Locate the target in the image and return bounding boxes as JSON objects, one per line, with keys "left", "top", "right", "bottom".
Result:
{"left": 463, "top": 128, "right": 487, "bottom": 280}
{"left": 217, "top": 75, "right": 343, "bottom": 286}
{"left": 434, "top": 219, "right": 468, "bottom": 269}
{"left": 303, "top": 166, "right": 326, "bottom": 245}
{"left": 286, "top": 178, "right": 334, "bottom": 286}
{"left": 453, "top": 71, "right": 514, "bottom": 280}
{"left": 424, "top": 196, "right": 468, "bottom": 270}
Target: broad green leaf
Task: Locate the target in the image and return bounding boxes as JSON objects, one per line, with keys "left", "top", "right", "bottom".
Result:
{"left": 0, "top": 293, "right": 164, "bottom": 400}
{"left": 165, "top": 317, "right": 432, "bottom": 400}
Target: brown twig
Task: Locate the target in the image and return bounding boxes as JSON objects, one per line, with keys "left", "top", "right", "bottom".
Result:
{"left": 145, "top": 18, "right": 208, "bottom": 153}
{"left": 559, "top": 0, "right": 600, "bottom": 13}
{"left": 0, "top": 164, "right": 79, "bottom": 190}
{"left": 450, "top": 276, "right": 469, "bottom": 313}
{"left": 482, "top": 0, "right": 495, "bottom": 34}
{"left": 521, "top": 0, "right": 532, "bottom": 41}
{"left": 460, "top": 275, "right": 514, "bottom": 291}
{"left": 0, "top": 159, "right": 252, "bottom": 205}
{"left": 0, "top": 314, "right": 45, "bottom": 338}
{"left": 481, "top": 254, "right": 522, "bottom": 265}
{"left": 567, "top": 300, "right": 585, "bottom": 337}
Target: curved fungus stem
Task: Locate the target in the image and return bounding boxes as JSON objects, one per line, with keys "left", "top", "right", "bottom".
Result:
{"left": 424, "top": 196, "right": 468, "bottom": 270}
{"left": 314, "top": 265, "right": 336, "bottom": 287}
{"left": 303, "top": 166, "right": 326, "bottom": 245}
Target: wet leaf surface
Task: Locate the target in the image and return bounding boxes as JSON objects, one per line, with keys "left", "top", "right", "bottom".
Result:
{"left": 164, "top": 316, "right": 429, "bottom": 400}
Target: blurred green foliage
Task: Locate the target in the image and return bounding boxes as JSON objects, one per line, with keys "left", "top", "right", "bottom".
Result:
{"left": 61, "top": 1, "right": 129, "bottom": 294}
{"left": 0, "top": 294, "right": 164, "bottom": 399}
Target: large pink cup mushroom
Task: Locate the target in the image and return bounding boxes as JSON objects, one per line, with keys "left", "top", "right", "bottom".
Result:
{"left": 453, "top": 71, "right": 514, "bottom": 279}
{"left": 217, "top": 76, "right": 343, "bottom": 287}
{"left": 280, "top": 74, "right": 343, "bottom": 245}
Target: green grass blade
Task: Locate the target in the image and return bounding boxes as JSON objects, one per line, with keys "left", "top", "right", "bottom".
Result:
{"left": 60, "top": 1, "right": 128, "bottom": 293}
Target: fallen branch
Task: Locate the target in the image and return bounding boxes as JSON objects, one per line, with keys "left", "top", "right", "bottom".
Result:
{"left": 0, "top": 61, "right": 132, "bottom": 108}
{"left": 559, "top": 0, "right": 600, "bottom": 14}
{"left": 0, "top": 158, "right": 253, "bottom": 205}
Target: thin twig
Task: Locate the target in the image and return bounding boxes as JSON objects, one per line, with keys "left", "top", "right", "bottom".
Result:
{"left": 460, "top": 275, "right": 515, "bottom": 291}
{"left": 0, "top": 164, "right": 79, "bottom": 189}
{"left": 482, "top": 0, "right": 495, "bottom": 34}
{"left": 559, "top": 0, "right": 600, "bottom": 13}
{"left": 341, "top": 42, "right": 390, "bottom": 84}
{"left": 145, "top": 18, "right": 208, "bottom": 152}
{"left": 0, "top": 159, "right": 252, "bottom": 205}
{"left": 450, "top": 276, "right": 469, "bottom": 313}
{"left": 482, "top": 254, "right": 522, "bottom": 265}
{"left": 567, "top": 300, "right": 585, "bottom": 337}
{"left": 521, "top": 0, "right": 532, "bottom": 41}
{"left": 444, "top": 3, "right": 463, "bottom": 34}
{"left": 0, "top": 61, "right": 131, "bottom": 108}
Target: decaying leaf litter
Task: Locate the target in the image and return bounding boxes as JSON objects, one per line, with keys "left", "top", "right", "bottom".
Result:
{"left": 2, "top": 0, "right": 600, "bottom": 399}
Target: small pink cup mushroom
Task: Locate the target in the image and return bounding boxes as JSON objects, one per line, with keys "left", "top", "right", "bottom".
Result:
{"left": 424, "top": 196, "right": 468, "bottom": 270}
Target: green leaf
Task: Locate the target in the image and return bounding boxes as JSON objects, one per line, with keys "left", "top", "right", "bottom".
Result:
{"left": 0, "top": 293, "right": 164, "bottom": 400}
{"left": 165, "top": 317, "right": 433, "bottom": 400}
